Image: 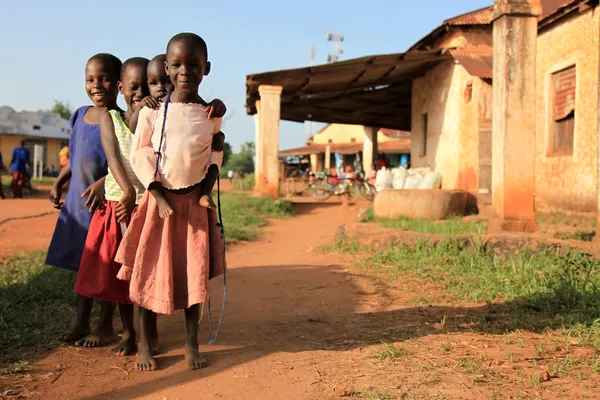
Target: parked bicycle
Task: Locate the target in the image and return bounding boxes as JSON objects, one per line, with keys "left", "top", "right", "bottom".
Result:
{"left": 309, "top": 171, "right": 376, "bottom": 201}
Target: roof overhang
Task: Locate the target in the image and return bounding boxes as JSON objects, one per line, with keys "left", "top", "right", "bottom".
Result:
{"left": 246, "top": 50, "right": 450, "bottom": 131}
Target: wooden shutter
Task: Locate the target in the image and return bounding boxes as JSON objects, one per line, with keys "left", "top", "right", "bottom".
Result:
{"left": 553, "top": 66, "right": 576, "bottom": 121}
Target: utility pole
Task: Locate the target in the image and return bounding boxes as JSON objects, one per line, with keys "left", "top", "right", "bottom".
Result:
{"left": 326, "top": 30, "right": 344, "bottom": 63}
{"left": 306, "top": 45, "right": 316, "bottom": 142}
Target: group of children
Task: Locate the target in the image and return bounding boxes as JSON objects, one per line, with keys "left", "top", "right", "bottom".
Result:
{"left": 45, "top": 33, "right": 227, "bottom": 372}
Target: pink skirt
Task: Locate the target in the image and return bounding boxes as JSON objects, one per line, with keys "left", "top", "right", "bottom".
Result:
{"left": 115, "top": 188, "right": 226, "bottom": 315}
{"left": 75, "top": 201, "right": 135, "bottom": 304}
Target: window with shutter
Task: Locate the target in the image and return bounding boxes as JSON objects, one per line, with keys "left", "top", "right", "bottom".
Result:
{"left": 550, "top": 66, "right": 576, "bottom": 155}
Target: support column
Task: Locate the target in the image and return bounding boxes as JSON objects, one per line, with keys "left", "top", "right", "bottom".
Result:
{"left": 362, "top": 127, "right": 378, "bottom": 173}
{"left": 325, "top": 144, "right": 331, "bottom": 172}
{"left": 253, "top": 100, "right": 262, "bottom": 194}
{"left": 254, "top": 85, "right": 282, "bottom": 198}
{"left": 489, "top": 0, "right": 540, "bottom": 233}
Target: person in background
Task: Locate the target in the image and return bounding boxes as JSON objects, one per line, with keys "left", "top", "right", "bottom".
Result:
{"left": 0, "top": 151, "right": 5, "bottom": 199}
{"left": 228, "top": 169, "right": 234, "bottom": 185}
{"left": 59, "top": 145, "right": 69, "bottom": 169}
{"left": 10, "top": 141, "right": 30, "bottom": 198}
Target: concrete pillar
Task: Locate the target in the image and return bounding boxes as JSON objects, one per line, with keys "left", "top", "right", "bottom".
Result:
{"left": 310, "top": 154, "right": 318, "bottom": 172}
{"left": 253, "top": 100, "right": 262, "bottom": 193}
{"left": 489, "top": 0, "right": 540, "bottom": 233}
{"left": 362, "top": 127, "right": 378, "bottom": 173}
{"left": 325, "top": 144, "right": 331, "bottom": 172}
{"left": 254, "top": 85, "right": 282, "bottom": 198}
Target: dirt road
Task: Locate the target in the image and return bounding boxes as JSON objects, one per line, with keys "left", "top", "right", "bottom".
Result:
{"left": 4, "top": 197, "right": 600, "bottom": 399}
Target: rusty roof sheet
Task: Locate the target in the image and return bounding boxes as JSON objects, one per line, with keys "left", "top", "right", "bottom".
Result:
{"left": 444, "top": 6, "right": 494, "bottom": 25}
{"left": 247, "top": 50, "right": 450, "bottom": 131}
{"left": 540, "top": 0, "right": 579, "bottom": 19}
{"left": 449, "top": 46, "right": 493, "bottom": 78}
{"left": 279, "top": 138, "right": 412, "bottom": 156}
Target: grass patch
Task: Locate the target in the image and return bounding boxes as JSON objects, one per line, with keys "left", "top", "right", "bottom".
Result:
{"left": 360, "top": 207, "right": 486, "bottom": 236}
{"left": 218, "top": 192, "right": 294, "bottom": 242}
{"left": 231, "top": 174, "right": 255, "bottom": 192}
{"left": 553, "top": 231, "right": 596, "bottom": 242}
{"left": 364, "top": 238, "right": 600, "bottom": 343}
{"left": 0, "top": 252, "right": 76, "bottom": 374}
{"left": 371, "top": 342, "right": 410, "bottom": 361}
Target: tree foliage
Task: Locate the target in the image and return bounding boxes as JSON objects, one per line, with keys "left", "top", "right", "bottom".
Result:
{"left": 223, "top": 141, "right": 255, "bottom": 175}
{"left": 49, "top": 100, "right": 72, "bottom": 120}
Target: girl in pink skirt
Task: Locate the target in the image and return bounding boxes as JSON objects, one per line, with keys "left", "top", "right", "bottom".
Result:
{"left": 115, "top": 33, "right": 226, "bottom": 372}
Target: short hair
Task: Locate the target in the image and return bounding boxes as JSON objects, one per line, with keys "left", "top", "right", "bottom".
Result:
{"left": 86, "top": 53, "right": 122, "bottom": 82}
{"left": 150, "top": 54, "right": 166, "bottom": 64}
{"left": 166, "top": 33, "right": 208, "bottom": 60}
{"left": 121, "top": 57, "right": 150, "bottom": 79}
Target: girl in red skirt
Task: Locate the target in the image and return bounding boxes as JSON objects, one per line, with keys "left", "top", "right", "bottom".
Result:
{"left": 115, "top": 33, "right": 227, "bottom": 372}
{"left": 74, "top": 57, "right": 150, "bottom": 355}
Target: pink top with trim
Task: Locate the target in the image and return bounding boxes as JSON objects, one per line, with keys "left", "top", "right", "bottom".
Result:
{"left": 130, "top": 103, "right": 223, "bottom": 190}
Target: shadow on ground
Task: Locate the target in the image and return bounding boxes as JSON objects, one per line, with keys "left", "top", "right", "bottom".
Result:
{"left": 7, "top": 258, "right": 595, "bottom": 400}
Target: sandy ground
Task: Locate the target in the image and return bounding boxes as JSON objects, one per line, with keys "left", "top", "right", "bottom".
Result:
{"left": 1, "top": 192, "right": 599, "bottom": 399}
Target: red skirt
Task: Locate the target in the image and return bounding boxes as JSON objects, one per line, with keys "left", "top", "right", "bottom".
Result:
{"left": 74, "top": 201, "right": 137, "bottom": 304}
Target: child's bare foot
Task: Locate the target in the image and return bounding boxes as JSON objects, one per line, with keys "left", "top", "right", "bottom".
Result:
{"left": 112, "top": 334, "right": 137, "bottom": 356}
{"left": 156, "top": 197, "right": 174, "bottom": 219}
{"left": 75, "top": 330, "right": 119, "bottom": 348}
{"left": 136, "top": 351, "right": 157, "bottom": 371}
{"left": 198, "top": 194, "right": 216, "bottom": 210}
{"left": 61, "top": 325, "right": 91, "bottom": 343}
{"left": 185, "top": 347, "right": 208, "bottom": 370}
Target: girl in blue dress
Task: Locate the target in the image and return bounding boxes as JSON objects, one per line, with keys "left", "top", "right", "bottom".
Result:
{"left": 46, "top": 53, "right": 124, "bottom": 345}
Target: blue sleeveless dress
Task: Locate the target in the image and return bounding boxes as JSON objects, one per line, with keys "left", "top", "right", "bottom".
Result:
{"left": 46, "top": 106, "right": 108, "bottom": 272}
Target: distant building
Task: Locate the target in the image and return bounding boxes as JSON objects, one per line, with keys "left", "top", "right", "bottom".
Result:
{"left": 280, "top": 124, "right": 411, "bottom": 172}
{"left": 0, "top": 106, "right": 71, "bottom": 171}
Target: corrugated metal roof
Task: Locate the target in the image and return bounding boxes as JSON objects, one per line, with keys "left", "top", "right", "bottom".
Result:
{"left": 450, "top": 47, "right": 493, "bottom": 79}
{"left": 540, "top": 0, "right": 578, "bottom": 20}
{"left": 247, "top": 50, "right": 450, "bottom": 131}
{"left": 279, "top": 139, "right": 411, "bottom": 156}
{"left": 444, "top": 6, "right": 494, "bottom": 25}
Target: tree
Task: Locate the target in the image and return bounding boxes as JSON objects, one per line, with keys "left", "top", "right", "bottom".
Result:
{"left": 49, "top": 100, "right": 72, "bottom": 120}
{"left": 223, "top": 141, "right": 255, "bottom": 175}
{"left": 223, "top": 142, "right": 232, "bottom": 167}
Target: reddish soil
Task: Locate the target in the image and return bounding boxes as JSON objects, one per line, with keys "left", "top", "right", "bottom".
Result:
{"left": 1, "top": 198, "right": 599, "bottom": 399}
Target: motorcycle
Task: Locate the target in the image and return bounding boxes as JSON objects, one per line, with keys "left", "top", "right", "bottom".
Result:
{"left": 309, "top": 171, "right": 376, "bottom": 201}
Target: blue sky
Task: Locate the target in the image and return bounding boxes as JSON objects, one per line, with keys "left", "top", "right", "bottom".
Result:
{"left": 0, "top": 0, "right": 489, "bottom": 152}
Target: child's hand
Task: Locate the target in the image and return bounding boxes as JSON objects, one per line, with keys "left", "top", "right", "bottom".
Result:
{"left": 140, "top": 96, "right": 161, "bottom": 110}
{"left": 82, "top": 180, "right": 105, "bottom": 213}
{"left": 212, "top": 131, "right": 225, "bottom": 152}
{"left": 49, "top": 184, "right": 63, "bottom": 210}
{"left": 205, "top": 99, "right": 227, "bottom": 119}
{"left": 115, "top": 189, "right": 136, "bottom": 223}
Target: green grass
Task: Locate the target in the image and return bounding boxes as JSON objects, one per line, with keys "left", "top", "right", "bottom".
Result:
{"left": 553, "top": 231, "right": 596, "bottom": 242}
{"left": 330, "top": 235, "right": 600, "bottom": 348}
{"left": 360, "top": 207, "right": 487, "bottom": 236}
{"left": 0, "top": 252, "right": 77, "bottom": 374}
{"left": 231, "top": 174, "right": 255, "bottom": 192}
{"left": 219, "top": 192, "right": 293, "bottom": 243}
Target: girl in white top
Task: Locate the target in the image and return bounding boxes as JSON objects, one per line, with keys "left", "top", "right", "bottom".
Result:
{"left": 115, "top": 33, "right": 227, "bottom": 372}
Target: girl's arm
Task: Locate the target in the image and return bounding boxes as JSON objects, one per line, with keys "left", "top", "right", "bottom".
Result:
{"left": 49, "top": 161, "right": 71, "bottom": 208}
{"left": 130, "top": 107, "right": 160, "bottom": 190}
{"left": 100, "top": 112, "right": 136, "bottom": 222}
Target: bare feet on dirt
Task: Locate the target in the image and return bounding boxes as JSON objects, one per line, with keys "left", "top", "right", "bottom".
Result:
{"left": 112, "top": 334, "right": 137, "bottom": 356}
{"left": 135, "top": 351, "right": 157, "bottom": 371}
{"left": 198, "top": 194, "right": 217, "bottom": 210}
{"left": 75, "top": 330, "right": 119, "bottom": 348}
{"left": 185, "top": 347, "right": 208, "bottom": 370}
{"left": 61, "top": 325, "right": 91, "bottom": 343}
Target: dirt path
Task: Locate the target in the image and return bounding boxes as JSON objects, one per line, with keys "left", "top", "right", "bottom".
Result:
{"left": 19, "top": 202, "right": 366, "bottom": 400}
{"left": 7, "top": 200, "right": 600, "bottom": 399}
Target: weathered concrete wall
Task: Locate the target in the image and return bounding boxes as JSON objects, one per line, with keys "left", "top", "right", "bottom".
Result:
{"left": 535, "top": 9, "right": 600, "bottom": 213}
{"left": 412, "top": 60, "right": 482, "bottom": 191}
{"left": 373, "top": 189, "right": 468, "bottom": 220}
